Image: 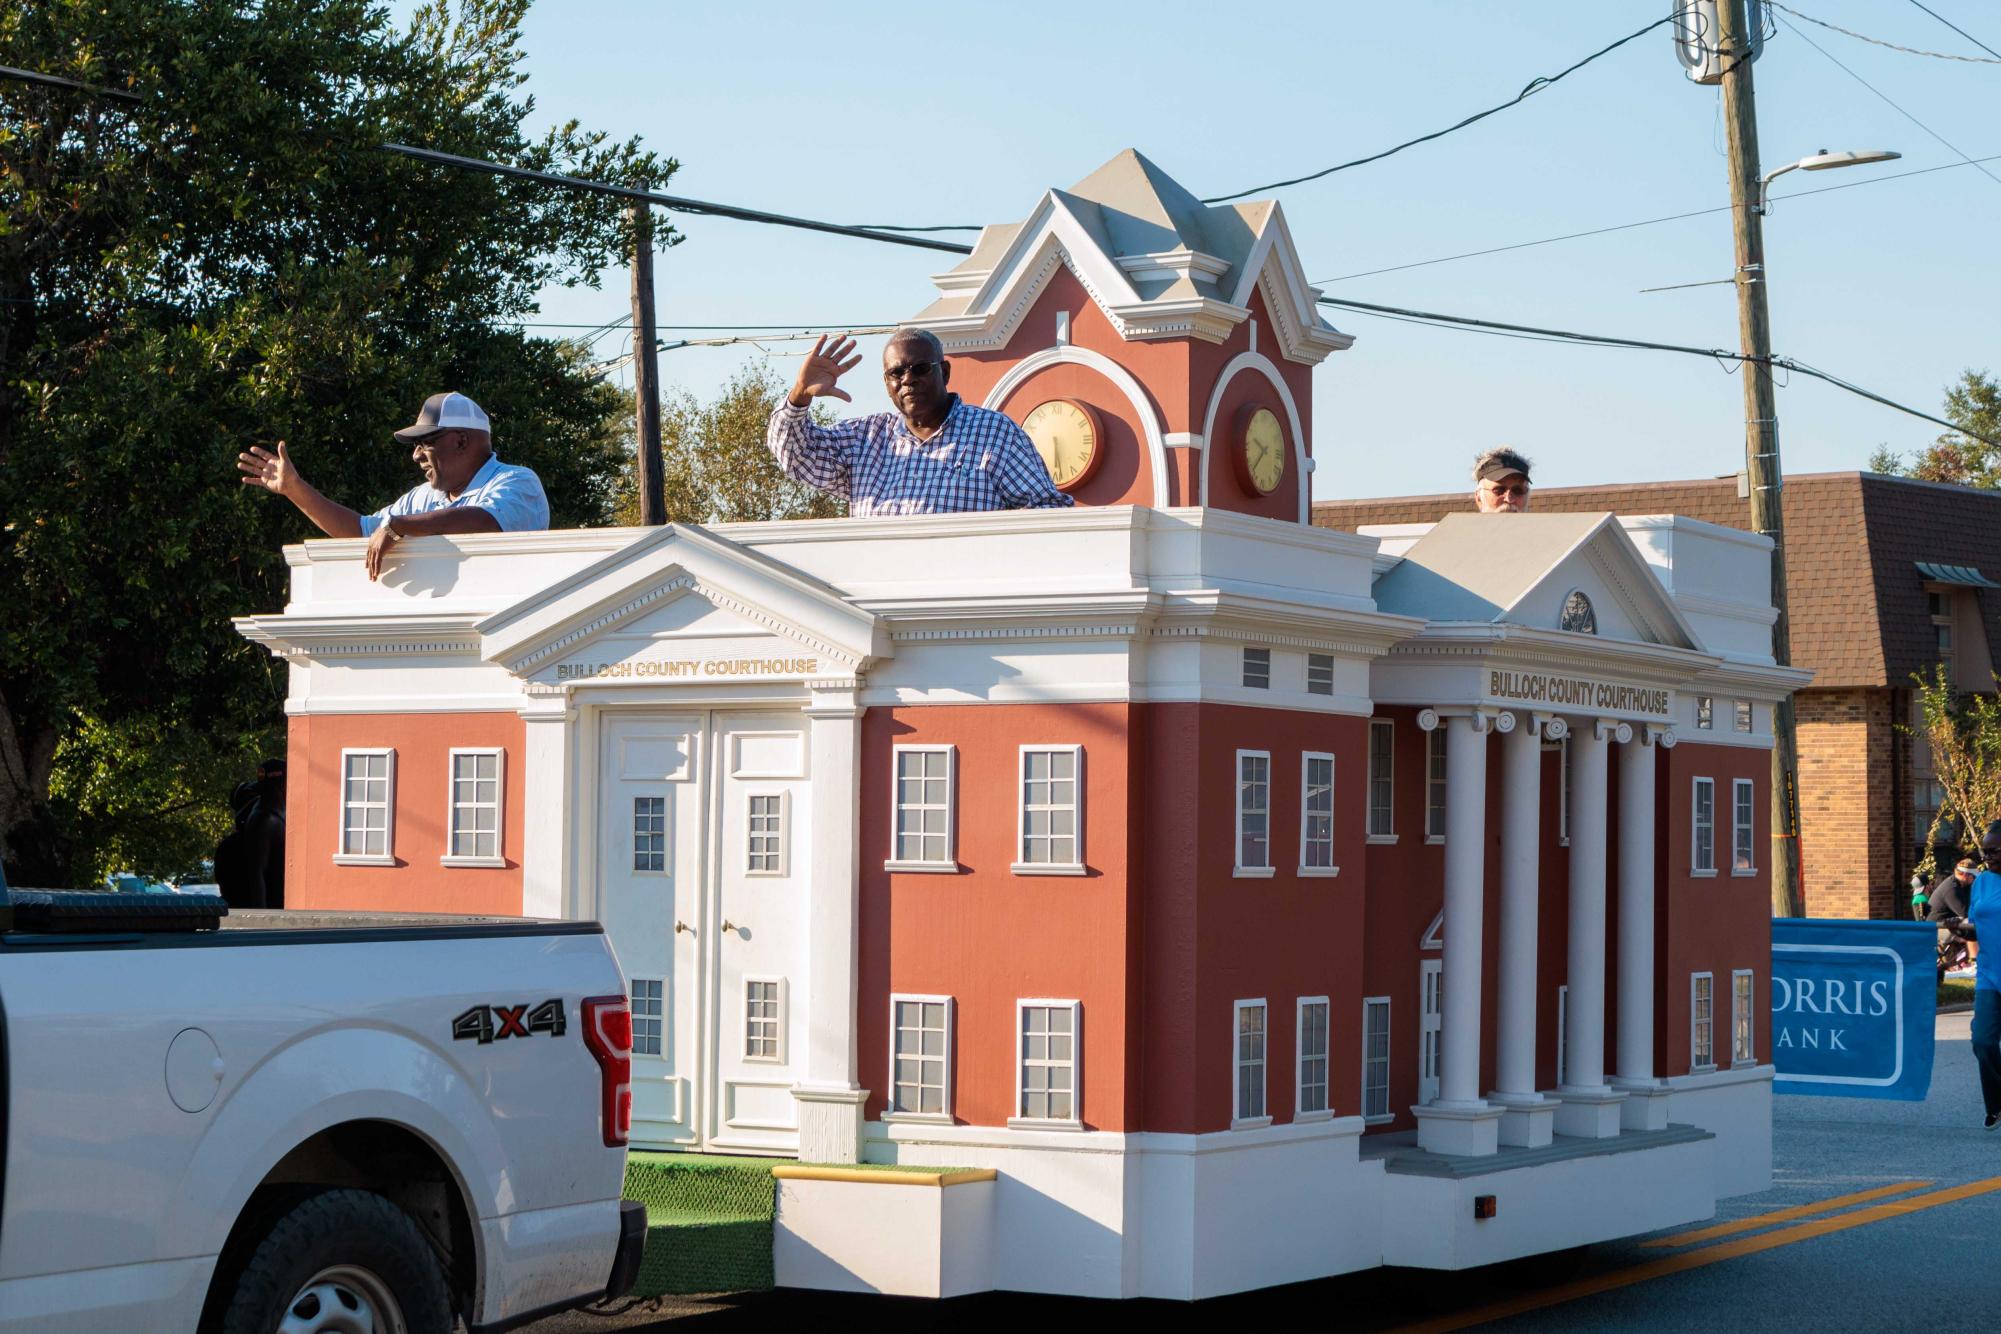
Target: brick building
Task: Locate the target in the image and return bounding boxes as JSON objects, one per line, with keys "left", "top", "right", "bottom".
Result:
{"left": 1317, "top": 471, "right": 2001, "bottom": 919}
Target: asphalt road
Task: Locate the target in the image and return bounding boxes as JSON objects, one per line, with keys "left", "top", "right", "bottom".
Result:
{"left": 534, "top": 1009, "right": 2001, "bottom": 1332}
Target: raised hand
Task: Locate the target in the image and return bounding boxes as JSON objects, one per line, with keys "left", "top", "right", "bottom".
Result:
{"left": 237, "top": 441, "right": 303, "bottom": 497}
{"left": 789, "top": 335, "right": 864, "bottom": 406}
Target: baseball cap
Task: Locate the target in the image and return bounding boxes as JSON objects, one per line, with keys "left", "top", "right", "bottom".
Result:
{"left": 394, "top": 391, "right": 491, "bottom": 443}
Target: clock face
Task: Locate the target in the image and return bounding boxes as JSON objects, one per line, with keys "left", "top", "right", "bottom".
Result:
{"left": 1021, "top": 399, "right": 1102, "bottom": 491}
{"left": 1238, "top": 406, "right": 1286, "bottom": 495}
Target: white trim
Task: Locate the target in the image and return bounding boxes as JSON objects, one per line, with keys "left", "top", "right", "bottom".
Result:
{"left": 983, "top": 345, "right": 1169, "bottom": 506}
{"left": 1419, "top": 910, "right": 1443, "bottom": 952}
{"left": 1690, "top": 972, "right": 1717, "bottom": 1074}
{"left": 744, "top": 788, "right": 790, "bottom": 877}
{"left": 442, "top": 746, "right": 505, "bottom": 866}
{"left": 1367, "top": 718, "right": 1395, "bottom": 840}
{"left": 1731, "top": 968, "right": 1756, "bottom": 1066}
{"left": 1234, "top": 748, "right": 1274, "bottom": 875}
{"left": 1730, "top": 777, "right": 1757, "bottom": 876}
{"left": 887, "top": 744, "right": 957, "bottom": 871}
{"left": 886, "top": 993, "right": 954, "bottom": 1122}
{"left": 1300, "top": 751, "right": 1337, "bottom": 874}
{"left": 743, "top": 974, "right": 788, "bottom": 1065}
{"left": 1015, "top": 744, "right": 1085, "bottom": 873}
{"left": 1233, "top": 998, "right": 1271, "bottom": 1129}
{"left": 1424, "top": 727, "right": 1448, "bottom": 842}
{"left": 1198, "top": 351, "right": 1313, "bottom": 523}
{"left": 1691, "top": 776, "right": 1717, "bottom": 875}
{"left": 1296, "top": 995, "right": 1332, "bottom": 1120}
{"left": 336, "top": 747, "right": 396, "bottom": 863}
{"left": 1361, "top": 995, "right": 1392, "bottom": 1123}
{"left": 1014, "top": 998, "right": 1083, "bottom": 1129}
{"left": 1556, "top": 984, "right": 1570, "bottom": 1087}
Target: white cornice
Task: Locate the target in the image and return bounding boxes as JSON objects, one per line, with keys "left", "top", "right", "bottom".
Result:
{"left": 1386, "top": 623, "right": 1723, "bottom": 682}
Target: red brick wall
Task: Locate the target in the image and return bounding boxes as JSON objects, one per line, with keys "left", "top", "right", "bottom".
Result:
{"left": 1794, "top": 688, "right": 1898, "bottom": 919}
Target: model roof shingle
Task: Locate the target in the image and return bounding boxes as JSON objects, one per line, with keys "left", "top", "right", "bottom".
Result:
{"left": 1314, "top": 471, "right": 2001, "bottom": 690}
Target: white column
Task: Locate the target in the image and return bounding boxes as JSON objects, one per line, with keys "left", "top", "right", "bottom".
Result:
{"left": 1614, "top": 726, "right": 1677, "bottom": 1131}
{"left": 793, "top": 683, "right": 868, "bottom": 1163}
{"left": 1556, "top": 718, "right": 1628, "bottom": 1139}
{"left": 1492, "top": 712, "right": 1560, "bottom": 1148}
{"left": 518, "top": 688, "right": 575, "bottom": 920}
{"left": 1414, "top": 708, "right": 1509, "bottom": 1156}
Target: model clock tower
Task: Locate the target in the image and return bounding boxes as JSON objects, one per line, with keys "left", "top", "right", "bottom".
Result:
{"left": 904, "top": 149, "right": 1353, "bottom": 521}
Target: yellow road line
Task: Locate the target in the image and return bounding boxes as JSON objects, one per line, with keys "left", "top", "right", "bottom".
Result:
{"left": 1400, "top": 1174, "right": 2001, "bottom": 1333}
{"left": 1639, "top": 1179, "right": 1931, "bottom": 1248}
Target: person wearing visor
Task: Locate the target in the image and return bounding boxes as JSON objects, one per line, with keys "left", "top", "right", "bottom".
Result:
{"left": 1472, "top": 447, "right": 1533, "bottom": 513}
{"left": 766, "top": 328, "right": 1071, "bottom": 516}
{"left": 237, "top": 392, "right": 550, "bottom": 580}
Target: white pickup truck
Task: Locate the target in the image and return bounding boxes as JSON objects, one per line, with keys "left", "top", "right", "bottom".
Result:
{"left": 0, "top": 879, "right": 646, "bottom": 1333}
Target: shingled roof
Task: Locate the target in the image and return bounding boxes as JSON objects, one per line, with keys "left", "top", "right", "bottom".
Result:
{"left": 1314, "top": 472, "right": 2001, "bottom": 691}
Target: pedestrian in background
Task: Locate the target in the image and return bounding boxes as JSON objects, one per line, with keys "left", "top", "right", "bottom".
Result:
{"left": 1964, "top": 824, "right": 2001, "bottom": 1130}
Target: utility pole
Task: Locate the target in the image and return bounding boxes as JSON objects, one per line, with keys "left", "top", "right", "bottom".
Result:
{"left": 629, "top": 190, "right": 665, "bottom": 526}
{"left": 1716, "top": 0, "right": 1803, "bottom": 917}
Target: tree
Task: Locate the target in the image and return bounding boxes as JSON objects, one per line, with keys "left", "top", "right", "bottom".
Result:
{"left": 1869, "top": 370, "right": 2001, "bottom": 485}
{"left": 1905, "top": 665, "right": 2001, "bottom": 882}
{"left": 611, "top": 362, "right": 847, "bottom": 526}
{"left": 1, "top": 0, "right": 671, "bottom": 885}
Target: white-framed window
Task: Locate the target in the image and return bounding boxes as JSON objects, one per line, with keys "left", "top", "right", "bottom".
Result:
{"left": 1734, "top": 699, "right": 1754, "bottom": 733}
{"left": 336, "top": 748, "right": 396, "bottom": 865}
{"left": 1556, "top": 984, "right": 1569, "bottom": 1087}
{"left": 887, "top": 745, "right": 955, "bottom": 871}
{"left": 1013, "top": 1000, "right": 1081, "bottom": 1128}
{"left": 746, "top": 791, "right": 788, "bottom": 875}
{"left": 888, "top": 994, "right": 953, "bottom": 1121}
{"left": 1235, "top": 749, "right": 1273, "bottom": 876}
{"left": 1300, "top": 752, "right": 1337, "bottom": 875}
{"left": 1418, "top": 959, "right": 1443, "bottom": 1104}
{"left": 1367, "top": 719, "right": 1396, "bottom": 842}
{"left": 1731, "top": 969, "right": 1755, "bottom": 1065}
{"left": 632, "top": 796, "right": 668, "bottom": 873}
{"left": 1242, "top": 646, "right": 1271, "bottom": 689}
{"left": 744, "top": 977, "right": 785, "bottom": 1063}
{"left": 1731, "top": 778, "right": 1756, "bottom": 875}
{"left": 630, "top": 978, "right": 664, "bottom": 1058}
{"left": 1014, "top": 746, "right": 1084, "bottom": 875}
{"left": 1692, "top": 777, "right": 1717, "bottom": 875}
{"left": 1361, "top": 997, "right": 1392, "bottom": 1123}
{"left": 1695, "top": 695, "right": 1714, "bottom": 730}
{"left": 1932, "top": 588, "right": 1957, "bottom": 666}
{"left": 1424, "top": 727, "right": 1447, "bottom": 842}
{"left": 1234, "top": 999, "right": 1270, "bottom": 1127}
{"left": 1297, "top": 996, "right": 1331, "bottom": 1119}
{"left": 443, "top": 748, "right": 504, "bottom": 866}
{"left": 1691, "top": 972, "right": 1716, "bottom": 1072}
{"left": 1306, "top": 652, "right": 1335, "bottom": 696}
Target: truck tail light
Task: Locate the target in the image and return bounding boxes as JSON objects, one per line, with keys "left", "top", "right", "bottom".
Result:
{"left": 581, "top": 995, "right": 633, "bottom": 1147}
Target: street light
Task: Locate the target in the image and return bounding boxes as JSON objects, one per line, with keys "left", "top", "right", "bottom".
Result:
{"left": 1759, "top": 148, "right": 1900, "bottom": 213}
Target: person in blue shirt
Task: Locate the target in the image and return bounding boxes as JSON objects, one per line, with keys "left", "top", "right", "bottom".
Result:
{"left": 1962, "top": 823, "right": 2001, "bottom": 1130}
{"left": 237, "top": 392, "right": 550, "bottom": 581}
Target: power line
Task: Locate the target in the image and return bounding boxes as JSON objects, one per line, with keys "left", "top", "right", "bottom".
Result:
{"left": 1906, "top": 0, "right": 2001, "bottom": 61}
{"left": 1769, "top": 3, "right": 2001, "bottom": 62}
{"left": 1314, "top": 294, "right": 1997, "bottom": 446}
{"left": 1199, "top": 14, "right": 1679, "bottom": 205}
{"left": 0, "top": 63, "right": 140, "bottom": 102}
{"left": 1311, "top": 152, "right": 2001, "bottom": 284}
{"left": 1775, "top": 15, "right": 2001, "bottom": 191}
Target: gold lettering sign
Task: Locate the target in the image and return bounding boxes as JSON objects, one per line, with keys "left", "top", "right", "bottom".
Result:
{"left": 1487, "top": 669, "right": 1670, "bottom": 718}
{"left": 556, "top": 656, "right": 821, "bottom": 682}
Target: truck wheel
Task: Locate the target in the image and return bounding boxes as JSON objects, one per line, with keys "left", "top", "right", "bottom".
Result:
{"left": 217, "top": 1187, "right": 452, "bottom": 1334}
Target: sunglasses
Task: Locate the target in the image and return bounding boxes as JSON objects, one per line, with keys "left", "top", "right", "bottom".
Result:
{"left": 1484, "top": 480, "right": 1530, "bottom": 497}
{"left": 883, "top": 360, "right": 939, "bottom": 382}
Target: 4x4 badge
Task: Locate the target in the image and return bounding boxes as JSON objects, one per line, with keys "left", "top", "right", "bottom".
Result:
{"left": 453, "top": 998, "right": 567, "bottom": 1044}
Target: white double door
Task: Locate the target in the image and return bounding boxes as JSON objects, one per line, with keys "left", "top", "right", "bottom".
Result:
{"left": 597, "top": 710, "right": 810, "bottom": 1154}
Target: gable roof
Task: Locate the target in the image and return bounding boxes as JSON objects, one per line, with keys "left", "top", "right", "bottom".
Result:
{"left": 908, "top": 149, "right": 1352, "bottom": 364}
{"left": 1315, "top": 471, "right": 2001, "bottom": 690}
{"left": 1369, "top": 511, "right": 1702, "bottom": 650}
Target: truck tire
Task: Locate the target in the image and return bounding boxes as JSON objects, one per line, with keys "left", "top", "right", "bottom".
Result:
{"left": 216, "top": 1187, "right": 453, "bottom": 1334}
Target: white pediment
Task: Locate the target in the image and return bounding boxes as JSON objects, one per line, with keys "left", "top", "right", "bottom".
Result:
{"left": 1372, "top": 513, "right": 1703, "bottom": 652}
{"left": 476, "top": 523, "right": 885, "bottom": 683}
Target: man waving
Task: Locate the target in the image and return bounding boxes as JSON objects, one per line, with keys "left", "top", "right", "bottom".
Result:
{"left": 766, "top": 329, "right": 1072, "bottom": 516}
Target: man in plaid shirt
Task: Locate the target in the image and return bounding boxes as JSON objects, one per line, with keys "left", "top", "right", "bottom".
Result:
{"left": 766, "top": 329, "right": 1073, "bottom": 516}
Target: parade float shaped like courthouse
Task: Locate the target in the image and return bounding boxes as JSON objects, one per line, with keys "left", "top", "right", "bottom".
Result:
{"left": 239, "top": 151, "right": 1809, "bottom": 1299}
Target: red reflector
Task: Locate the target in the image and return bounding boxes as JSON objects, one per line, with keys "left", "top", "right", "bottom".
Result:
{"left": 1474, "top": 1194, "right": 1498, "bottom": 1220}
{"left": 582, "top": 995, "right": 633, "bottom": 1148}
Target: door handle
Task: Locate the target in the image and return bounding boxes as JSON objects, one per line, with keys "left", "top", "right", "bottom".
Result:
{"left": 675, "top": 920, "right": 691, "bottom": 934}
{"left": 721, "top": 920, "right": 738, "bottom": 933}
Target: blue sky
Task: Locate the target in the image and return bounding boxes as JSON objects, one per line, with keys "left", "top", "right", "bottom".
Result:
{"left": 512, "top": 1, "right": 1999, "bottom": 499}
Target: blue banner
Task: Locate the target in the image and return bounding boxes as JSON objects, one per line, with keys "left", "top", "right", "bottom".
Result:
{"left": 1771, "top": 918, "right": 1935, "bottom": 1100}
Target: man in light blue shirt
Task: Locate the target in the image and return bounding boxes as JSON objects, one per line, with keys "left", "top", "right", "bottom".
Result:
{"left": 237, "top": 392, "right": 549, "bottom": 580}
